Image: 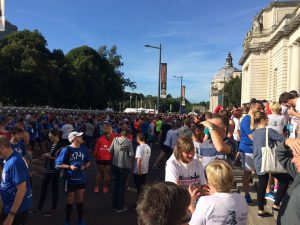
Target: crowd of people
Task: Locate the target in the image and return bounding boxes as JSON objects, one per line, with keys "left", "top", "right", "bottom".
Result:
{"left": 1, "top": 90, "right": 300, "bottom": 224}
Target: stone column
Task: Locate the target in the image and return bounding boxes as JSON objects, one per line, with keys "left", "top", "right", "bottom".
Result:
{"left": 290, "top": 42, "right": 300, "bottom": 93}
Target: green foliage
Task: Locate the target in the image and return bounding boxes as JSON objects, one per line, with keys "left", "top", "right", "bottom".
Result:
{"left": 0, "top": 30, "right": 135, "bottom": 109}
{"left": 223, "top": 76, "right": 241, "bottom": 107}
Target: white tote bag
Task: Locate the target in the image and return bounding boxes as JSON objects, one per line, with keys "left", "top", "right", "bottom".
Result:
{"left": 261, "top": 128, "right": 286, "bottom": 173}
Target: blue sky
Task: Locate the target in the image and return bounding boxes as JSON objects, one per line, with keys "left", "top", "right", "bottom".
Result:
{"left": 6, "top": 0, "right": 274, "bottom": 103}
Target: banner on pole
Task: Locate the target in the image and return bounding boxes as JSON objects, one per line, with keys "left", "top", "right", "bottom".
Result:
{"left": 161, "top": 63, "right": 167, "bottom": 98}
{"left": 0, "top": 0, "right": 5, "bottom": 31}
{"left": 181, "top": 85, "right": 186, "bottom": 106}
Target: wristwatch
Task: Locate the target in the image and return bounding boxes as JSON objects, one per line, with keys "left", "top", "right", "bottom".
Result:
{"left": 9, "top": 211, "right": 16, "bottom": 216}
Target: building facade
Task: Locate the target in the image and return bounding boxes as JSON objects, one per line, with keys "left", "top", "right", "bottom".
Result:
{"left": 209, "top": 53, "right": 241, "bottom": 112}
{"left": 239, "top": 1, "right": 300, "bottom": 104}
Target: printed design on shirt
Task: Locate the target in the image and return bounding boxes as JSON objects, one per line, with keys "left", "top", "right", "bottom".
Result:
{"left": 70, "top": 151, "right": 85, "bottom": 161}
{"left": 208, "top": 210, "right": 247, "bottom": 224}
{"left": 272, "top": 121, "right": 278, "bottom": 127}
{"left": 224, "top": 210, "right": 237, "bottom": 225}
{"left": 178, "top": 172, "right": 200, "bottom": 186}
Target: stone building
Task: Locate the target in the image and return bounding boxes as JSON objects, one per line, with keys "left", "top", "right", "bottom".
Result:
{"left": 209, "top": 53, "right": 241, "bottom": 112}
{"left": 239, "top": 1, "right": 300, "bottom": 104}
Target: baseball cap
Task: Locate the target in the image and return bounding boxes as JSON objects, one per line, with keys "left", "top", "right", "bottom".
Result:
{"left": 68, "top": 131, "right": 83, "bottom": 143}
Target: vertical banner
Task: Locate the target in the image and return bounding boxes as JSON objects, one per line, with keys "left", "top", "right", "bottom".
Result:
{"left": 0, "top": 0, "right": 5, "bottom": 31}
{"left": 181, "top": 85, "right": 186, "bottom": 106}
{"left": 160, "top": 63, "right": 167, "bottom": 98}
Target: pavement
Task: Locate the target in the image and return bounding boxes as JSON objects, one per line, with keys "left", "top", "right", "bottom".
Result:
{"left": 28, "top": 141, "right": 277, "bottom": 225}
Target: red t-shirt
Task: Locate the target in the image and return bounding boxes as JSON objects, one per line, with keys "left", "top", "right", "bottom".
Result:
{"left": 0, "top": 130, "right": 11, "bottom": 140}
{"left": 94, "top": 135, "right": 114, "bottom": 161}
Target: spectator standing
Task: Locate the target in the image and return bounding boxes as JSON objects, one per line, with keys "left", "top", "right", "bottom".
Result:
{"left": 165, "top": 136, "right": 207, "bottom": 188}
{"left": 110, "top": 129, "right": 134, "bottom": 213}
{"left": 252, "top": 111, "right": 292, "bottom": 216}
{"left": 61, "top": 118, "right": 74, "bottom": 146}
{"left": 133, "top": 133, "right": 151, "bottom": 197}
{"left": 84, "top": 118, "right": 95, "bottom": 150}
{"left": 239, "top": 99, "right": 261, "bottom": 204}
{"left": 189, "top": 160, "right": 248, "bottom": 225}
{"left": 35, "top": 128, "right": 64, "bottom": 216}
{"left": 199, "top": 114, "right": 234, "bottom": 168}
{"left": 0, "top": 136, "right": 32, "bottom": 225}
{"left": 137, "top": 182, "right": 190, "bottom": 225}
{"left": 276, "top": 138, "right": 300, "bottom": 225}
{"left": 55, "top": 131, "right": 90, "bottom": 225}
{"left": 93, "top": 125, "right": 114, "bottom": 193}
{"left": 268, "top": 102, "right": 286, "bottom": 135}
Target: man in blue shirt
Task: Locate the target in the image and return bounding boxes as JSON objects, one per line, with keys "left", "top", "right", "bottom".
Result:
{"left": 55, "top": 131, "right": 90, "bottom": 225}
{"left": 0, "top": 135, "right": 32, "bottom": 225}
{"left": 10, "top": 128, "right": 27, "bottom": 157}
{"left": 239, "top": 99, "right": 261, "bottom": 204}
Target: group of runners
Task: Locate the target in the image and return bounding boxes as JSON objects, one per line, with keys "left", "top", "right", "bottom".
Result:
{"left": 1, "top": 90, "right": 300, "bottom": 225}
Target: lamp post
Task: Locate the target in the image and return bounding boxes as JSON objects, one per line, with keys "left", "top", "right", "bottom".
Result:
{"left": 173, "top": 75, "right": 183, "bottom": 114}
{"left": 144, "top": 43, "right": 162, "bottom": 114}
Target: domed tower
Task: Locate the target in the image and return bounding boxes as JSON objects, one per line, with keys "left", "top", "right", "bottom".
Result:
{"left": 209, "top": 52, "right": 241, "bottom": 112}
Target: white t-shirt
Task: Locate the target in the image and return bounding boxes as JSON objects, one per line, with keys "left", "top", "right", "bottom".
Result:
{"left": 133, "top": 143, "right": 151, "bottom": 174}
{"left": 232, "top": 117, "right": 240, "bottom": 141}
{"left": 165, "top": 154, "right": 206, "bottom": 188}
{"left": 267, "top": 114, "right": 285, "bottom": 135}
{"left": 61, "top": 124, "right": 74, "bottom": 139}
{"left": 190, "top": 192, "right": 248, "bottom": 225}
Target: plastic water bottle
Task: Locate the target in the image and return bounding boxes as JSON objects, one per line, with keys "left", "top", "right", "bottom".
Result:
{"left": 288, "top": 122, "right": 295, "bottom": 138}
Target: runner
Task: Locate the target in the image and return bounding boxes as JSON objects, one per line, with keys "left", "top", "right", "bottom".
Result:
{"left": 55, "top": 131, "right": 90, "bottom": 225}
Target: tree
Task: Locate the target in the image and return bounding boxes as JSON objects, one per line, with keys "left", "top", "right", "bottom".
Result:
{"left": 0, "top": 30, "right": 58, "bottom": 106}
{"left": 223, "top": 76, "right": 241, "bottom": 107}
{"left": 0, "top": 29, "right": 137, "bottom": 109}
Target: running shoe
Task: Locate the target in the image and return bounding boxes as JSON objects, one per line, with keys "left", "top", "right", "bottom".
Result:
{"left": 116, "top": 206, "right": 128, "bottom": 213}
{"left": 103, "top": 187, "right": 109, "bottom": 193}
{"left": 94, "top": 187, "right": 99, "bottom": 193}
{"left": 43, "top": 210, "right": 55, "bottom": 217}
{"left": 265, "top": 192, "right": 275, "bottom": 202}
{"left": 257, "top": 212, "right": 273, "bottom": 218}
{"left": 245, "top": 193, "right": 253, "bottom": 204}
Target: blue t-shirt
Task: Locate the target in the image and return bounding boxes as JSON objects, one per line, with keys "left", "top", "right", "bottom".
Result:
{"left": 0, "top": 152, "right": 32, "bottom": 214}
{"left": 11, "top": 140, "right": 27, "bottom": 157}
{"left": 239, "top": 115, "right": 253, "bottom": 153}
{"left": 141, "top": 121, "right": 150, "bottom": 134}
{"left": 55, "top": 145, "right": 90, "bottom": 184}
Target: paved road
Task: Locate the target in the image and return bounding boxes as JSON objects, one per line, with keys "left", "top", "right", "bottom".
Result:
{"left": 25, "top": 140, "right": 277, "bottom": 225}
{"left": 29, "top": 141, "right": 164, "bottom": 225}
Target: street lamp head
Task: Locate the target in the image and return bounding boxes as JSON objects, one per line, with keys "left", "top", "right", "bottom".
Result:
{"left": 173, "top": 75, "right": 182, "bottom": 79}
{"left": 144, "top": 44, "right": 151, "bottom": 48}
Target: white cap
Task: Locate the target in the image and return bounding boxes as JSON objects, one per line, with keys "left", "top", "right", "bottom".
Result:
{"left": 68, "top": 131, "right": 83, "bottom": 143}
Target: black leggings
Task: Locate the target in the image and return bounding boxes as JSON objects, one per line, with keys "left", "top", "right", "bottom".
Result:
{"left": 37, "top": 172, "right": 59, "bottom": 210}
{"left": 257, "top": 173, "right": 293, "bottom": 211}
{"left": 133, "top": 173, "right": 147, "bottom": 196}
